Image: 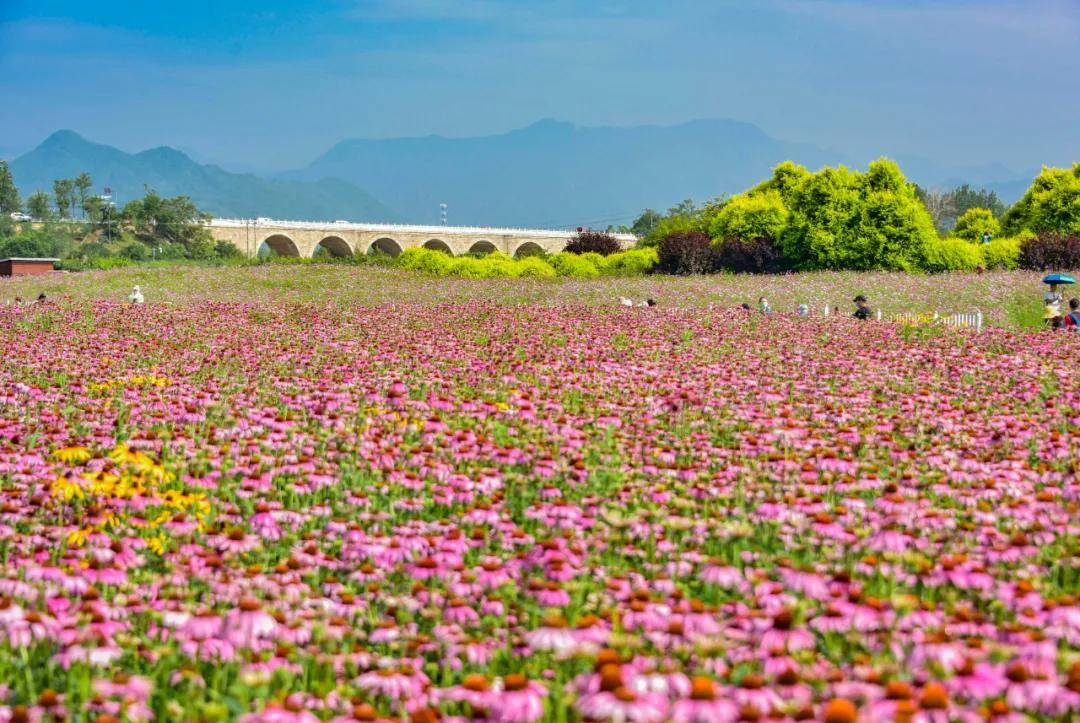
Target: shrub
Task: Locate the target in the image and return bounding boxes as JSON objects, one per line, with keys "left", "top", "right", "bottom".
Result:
{"left": 119, "top": 242, "right": 149, "bottom": 261}
{"left": 446, "top": 257, "right": 492, "bottom": 279}
{"left": 953, "top": 208, "right": 1000, "bottom": 242}
{"left": 597, "top": 247, "right": 658, "bottom": 276}
{"left": 214, "top": 240, "right": 243, "bottom": 259}
{"left": 656, "top": 231, "right": 717, "bottom": 275}
{"left": 515, "top": 257, "right": 557, "bottom": 279}
{"left": 565, "top": 230, "right": 621, "bottom": 256}
{"left": 979, "top": 236, "right": 1022, "bottom": 270}
{"left": 1018, "top": 233, "right": 1080, "bottom": 270}
{"left": 708, "top": 190, "right": 788, "bottom": 242}
{"left": 549, "top": 252, "right": 600, "bottom": 278}
{"left": 781, "top": 159, "right": 938, "bottom": 271}
{"left": 714, "top": 236, "right": 787, "bottom": 273}
{"left": 922, "top": 237, "right": 982, "bottom": 272}
{"left": 398, "top": 247, "right": 453, "bottom": 275}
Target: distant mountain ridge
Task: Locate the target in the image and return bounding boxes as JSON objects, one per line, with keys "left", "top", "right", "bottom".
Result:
{"left": 10, "top": 131, "right": 400, "bottom": 222}
{"left": 286, "top": 118, "right": 848, "bottom": 227}
{"left": 11, "top": 124, "right": 1039, "bottom": 229}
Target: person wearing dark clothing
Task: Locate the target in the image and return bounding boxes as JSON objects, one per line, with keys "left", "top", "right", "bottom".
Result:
{"left": 1065, "top": 298, "right": 1080, "bottom": 331}
{"left": 853, "top": 295, "right": 872, "bottom": 320}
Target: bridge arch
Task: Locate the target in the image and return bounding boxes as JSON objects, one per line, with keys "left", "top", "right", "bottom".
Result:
{"left": 423, "top": 239, "right": 453, "bottom": 255}
{"left": 513, "top": 241, "right": 545, "bottom": 258}
{"left": 316, "top": 236, "right": 353, "bottom": 258}
{"left": 260, "top": 233, "right": 300, "bottom": 258}
{"left": 367, "top": 237, "right": 403, "bottom": 258}
{"left": 468, "top": 240, "right": 498, "bottom": 256}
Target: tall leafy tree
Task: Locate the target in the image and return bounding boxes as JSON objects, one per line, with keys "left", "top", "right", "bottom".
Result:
{"left": 27, "top": 191, "right": 51, "bottom": 220}
{"left": 53, "top": 179, "right": 75, "bottom": 219}
{"left": 950, "top": 184, "right": 1005, "bottom": 219}
{"left": 74, "top": 172, "right": 93, "bottom": 218}
{"left": 1002, "top": 163, "right": 1080, "bottom": 236}
{"left": 0, "top": 161, "right": 20, "bottom": 215}
{"left": 121, "top": 189, "right": 212, "bottom": 249}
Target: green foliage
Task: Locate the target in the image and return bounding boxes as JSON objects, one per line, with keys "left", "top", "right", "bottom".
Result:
{"left": 0, "top": 228, "right": 76, "bottom": 259}
{"left": 53, "top": 178, "right": 75, "bottom": 219}
{"left": 950, "top": 184, "right": 1006, "bottom": 218}
{"left": 630, "top": 209, "right": 663, "bottom": 238}
{"left": 398, "top": 247, "right": 455, "bottom": 275}
{"left": 26, "top": 192, "right": 50, "bottom": 220}
{"left": 119, "top": 242, "right": 149, "bottom": 261}
{"left": 122, "top": 190, "right": 212, "bottom": 249}
{"left": 953, "top": 208, "right": 1000, "bottom": 242}
{"left": 922, "top": 237, "right": 981, "bottom": 272}
{"left": 708, "top": 190, "right": 788, "bottom": 242}
{"left": 515, "top": 256, "right": 558, "bottom": 278}
{"left": 979, "top": 235, "right": 1024, "bottom": 270}
{"left": 780, "top": 159, "right": 937, "bottom": 271}
{"left": 0, "top": 161, "right": 20, "bottom": 214}
{"left": 393, "top": 246, "right": 651, "bottom": 279}
{"left": 1003, "top": 163, "right": 1080, "bottom": 236}
{"left": 596, "top": 247, "right": 658, "bottom": 275}
{"left": 549, "top": 252, "right": 600, "bottom": 278}
{"left": 214, "top": 240, "right": 243, "bottom": 259}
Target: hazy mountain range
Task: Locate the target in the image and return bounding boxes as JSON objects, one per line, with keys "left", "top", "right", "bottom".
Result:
{"left": 9, "top": 131, "right": 400, "bottom": 222}
{"left": 8, "top": 121, "right": 1040, "bottom": 228}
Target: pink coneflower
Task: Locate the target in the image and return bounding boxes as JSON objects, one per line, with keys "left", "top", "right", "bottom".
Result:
{"left": 487, "top": 674, "right": 546, "bottom": 723}
{"left": 526, "top": 615, "right": 578, "bottom": 655}
{"left": 356, "top": 666, "right": 430, "bottom": 701}
{"left": 670, "top": 677, "right": 739, "bottom": 723}
{"left": 224, "top": 598, "right": 278, "bottom": 649}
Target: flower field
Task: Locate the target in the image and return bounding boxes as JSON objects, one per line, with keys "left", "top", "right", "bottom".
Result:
{"left": 0, "top": 267, "right": 1078, "bottom": 722}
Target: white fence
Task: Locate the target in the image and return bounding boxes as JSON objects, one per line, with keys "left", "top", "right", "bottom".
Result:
{"left": 821, "top": 306, "right": 984, "bottom": 332}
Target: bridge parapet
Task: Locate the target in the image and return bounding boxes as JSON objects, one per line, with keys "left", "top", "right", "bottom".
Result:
{"left": 207, "top": 218, "right": 637, "bottom": 259}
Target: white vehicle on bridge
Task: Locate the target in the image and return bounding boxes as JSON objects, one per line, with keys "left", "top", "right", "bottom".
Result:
{"left": 9, "top": 212, "right": 32, "bottom": 222}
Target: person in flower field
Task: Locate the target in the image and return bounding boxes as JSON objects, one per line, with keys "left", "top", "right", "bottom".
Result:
{"left": 1063, "top": 298, "right": 1080, "bottom": 330}
{"left": 852, "top": 294, "right": 872, "bottom": 320}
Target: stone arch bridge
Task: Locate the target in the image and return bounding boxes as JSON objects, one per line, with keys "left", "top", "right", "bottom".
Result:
{"left": 209, "top": 218, "right": 637, "bottom": 259}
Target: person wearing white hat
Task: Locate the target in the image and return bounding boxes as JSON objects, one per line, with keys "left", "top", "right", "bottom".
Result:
{"left": 128, "top": 285, "right": 144, "bottom": 304}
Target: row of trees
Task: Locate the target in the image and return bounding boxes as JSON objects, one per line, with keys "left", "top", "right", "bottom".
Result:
{"left": 0, "top": 164, "right": 238, "bottom": 263}
{"left": 623, "top": 160, "right": 1080, "bottom": 274}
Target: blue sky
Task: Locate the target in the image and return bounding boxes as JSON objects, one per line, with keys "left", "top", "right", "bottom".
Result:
{"left": 1, "top": 0, "right": 1078, "bottom": 173}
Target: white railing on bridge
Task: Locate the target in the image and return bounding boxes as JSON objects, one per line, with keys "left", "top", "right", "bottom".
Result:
{"left": 208, "top": 217, "right": 637, "bottom": 243}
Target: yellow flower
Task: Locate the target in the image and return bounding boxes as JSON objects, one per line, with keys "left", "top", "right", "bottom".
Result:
{"left": 53, "top": 446, "right": 92, "bottom": 464}
{"left": 146, "top": 535, "right": 167, "bottom": 555}
{"left": 66, "top": 527, "right": 92, "bottom": 548}
{"left": 51, "top": 477, "right": 84, "bottom": 502}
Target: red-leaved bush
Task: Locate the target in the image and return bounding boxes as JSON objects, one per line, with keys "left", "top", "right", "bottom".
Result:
{"left": 1019, "top": 233, "right": 1080, "bottom": 271}
{"left": 565, "top": 230, "right": 621, "bottom": 256}
{"left": 715, "top": 236, "right": 788, "bottom": 273}
{"left": 657, "top": 231, "right": 717, "bottom": 275}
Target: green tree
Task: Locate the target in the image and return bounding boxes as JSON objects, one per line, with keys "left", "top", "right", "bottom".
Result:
{"left": 1002, "top": 163, "right": 1080, "bottom": 236}
{"left": 53, "top": 178, "right": 75, "bottom": 219}
{"left": 122, "top": 189, "right": 212, "bottom": 251}
{"left": 953, "top": 208, "right": 1000, "bottom": 242}
{"left": 630, "top": 209, "right": 663, "bottom": 238}
{"left": 74, "top": 172, "right": 93, "bottom": 218}
{"left": 0, "top": 161, "right": 20, "bottom": 215}
{"left": 708, "top": 190, "right": 788, "bottom": 242}
{"left": 27, "top": 191, "right": 51, "bottom": 220}
{"left": 950, "top": 184, "right": 1005, "bottom": 219}
{"left": 781, "top": 159, "right": 937, "bottom": 271}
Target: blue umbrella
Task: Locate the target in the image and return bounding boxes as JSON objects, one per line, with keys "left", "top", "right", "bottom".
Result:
{"left": 1042, "top": 273, "right": 1076, "bottom": 285}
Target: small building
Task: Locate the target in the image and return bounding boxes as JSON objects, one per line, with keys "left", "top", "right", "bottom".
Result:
{"left": 0, "top": 258, "right": 59, "bottom": 277}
